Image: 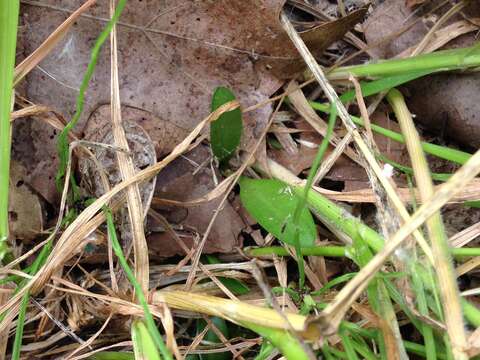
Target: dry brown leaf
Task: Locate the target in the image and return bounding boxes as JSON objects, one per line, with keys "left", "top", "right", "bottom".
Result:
{"left": 8, "top": 161, "right": 43, "bottom": 244}
{"left": 17, "top": 0, "right": 365, "bottom": 203}
{"left": 148, "top": 146, "right": 245, "bottom": 257}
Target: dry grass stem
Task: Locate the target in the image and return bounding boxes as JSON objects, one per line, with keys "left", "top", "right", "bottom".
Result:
{"left": 109, "top": 0, "right": 149, "bottom": 294}
{"left": 153, "top": 291, "right": 321, "bottom": 340}
{"left": 388, "top": 89, "right": 468, "bottom": 359}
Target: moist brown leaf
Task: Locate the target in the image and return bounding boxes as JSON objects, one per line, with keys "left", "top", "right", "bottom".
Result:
{"left": 17, "top": 0, "right": 365, "bottom": 203}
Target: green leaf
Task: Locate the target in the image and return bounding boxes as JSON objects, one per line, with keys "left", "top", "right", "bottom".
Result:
{"left": 205, "top": 255, "right": 250, "bottom": 295}
{"left": 210, "top": 87, "right": 242, "bottom": 162}
{"left": 131, "top": 320, "right": 162, "bottom": 360}
{"left": 197, "top": 317, "right": 231, "bottom": 360}
{"left": 238, "top": 178, "right": 317, "bottom": 247}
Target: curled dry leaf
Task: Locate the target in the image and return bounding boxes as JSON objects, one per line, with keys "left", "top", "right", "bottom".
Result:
{"left": 17, "top": 0, "right": 366, "bottom": 203}
{"left": 8, "top": 161, "right": 43, "bottom": 244}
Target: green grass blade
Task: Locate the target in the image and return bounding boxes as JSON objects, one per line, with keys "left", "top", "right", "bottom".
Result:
{"left": 245, "top": 322, "right": 310, "bottom": 360}
{"left": 105, "top": 207, "right": 172, "bottom": 360}
{"left": 0, "top": 0, "right": 20, "bottom": 263}
{"left": 339, "top": 70, "right": 433, "bottom": 103}
{"left": 131, "top": 319, "right": 162, "bottom": 360}
{"left": 327, "top": 45, "right": 480, "bottom": 80}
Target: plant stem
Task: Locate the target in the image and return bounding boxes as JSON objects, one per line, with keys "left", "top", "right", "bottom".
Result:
{"left": 0, "top": 0, "right": 20, "bottom": 263}
{"left": 246, "top": 246, "right": 346, "bottom": 257}
{"left": 56, "top": 0, "right": 127, "bottom": 191}
{"left": 105, "top": 208, "right": 172, "bottom": 360}
{"left": 326, "top": 45, "right": 480, "bottom": 80}
{"left": 291, "top": 107, "right": 337, "bottom": 289}
{"left": 246, "top": 245, "right": 473, "bottom": 259}
{"left": 245, "top": 323, "right": 310, "bottom": 360}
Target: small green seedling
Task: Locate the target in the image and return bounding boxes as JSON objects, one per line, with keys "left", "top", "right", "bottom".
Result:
{"left": 238, "top": 177, "right": 316, "bottom": 248}
{"left": 210, "top": 87, "right": 243, "bottom": 163}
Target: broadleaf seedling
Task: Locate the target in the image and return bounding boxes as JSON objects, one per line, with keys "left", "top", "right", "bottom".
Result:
{"left": 210, "top": 87, "right": 243, "bottom": 163}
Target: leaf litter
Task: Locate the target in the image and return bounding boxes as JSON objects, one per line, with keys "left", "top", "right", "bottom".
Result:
{"left": 6, "top": 0, "right": 480, "bottom": 359}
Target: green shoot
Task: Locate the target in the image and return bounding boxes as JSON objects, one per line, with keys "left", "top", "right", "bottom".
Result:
{"left": 0, "top": 0, "right": 20, "bottom": 263}
{"left": 104, "top": 207, "right": 172, "bottom": 360}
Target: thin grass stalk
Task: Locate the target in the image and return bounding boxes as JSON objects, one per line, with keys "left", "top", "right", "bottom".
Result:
{"left": 56, "top": 0, "right": 127, "bottom": 190}
{"left": 339, "top": 327, "right": 360, "bottom": 360}
{"left": 409, "top": 262, "right": 437, "bottom": 360}
{"left": 309, "top": 101, "right": 471, "bottom": 165}
{"left": 246, "top": 323, "right": 311, "bottom": 360}
{"left": 387, "top": 88, "right": 468, "bottom": 359}
{"left": 291, "top": 107, "right": 337, "bottom": 288}
{"left": 104, "top": 208, "right": 172, "bottom": 360}
{"left": 109, "top": 0, "right": 149, "bottom": 295}
{"left": 0, "top": 0, "right": 20, "bottom": 263}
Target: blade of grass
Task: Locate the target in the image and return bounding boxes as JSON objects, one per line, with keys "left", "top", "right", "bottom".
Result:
{"left": 0, "top": 0, "right": 20, "bottom": 263}
{"left": 338, "top": 70, "right": 434, "bottom": 103}
{"left": 387, "top": 88, "right": 468, "bottom": 360}
{"left": 339, "top": 328, "right": 360, "bottom": 360}
{"left": 131, "top": 319, "right": 162, "bottom": 360}
{"left": 104, "top": 207, "right": 172, "bottom": 360}
{"left": 326, "top": 45, "right": 480, "bottom": 80}
{"left": 291, "top": 106, "right": 338, "bottom": 288}
{"left": 242, "top": 323, "right": 310, "bottom": 360}
{"left": 246, "top": 245, "right": 346, "bottom": 258}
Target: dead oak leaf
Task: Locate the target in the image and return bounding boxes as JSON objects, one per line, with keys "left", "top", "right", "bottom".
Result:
{"left": 17, "top": 0, "right": 365, "bottom": 203}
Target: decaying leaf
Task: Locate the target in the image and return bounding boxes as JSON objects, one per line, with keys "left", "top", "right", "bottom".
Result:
{"left": 16, "top": 0, "right": 365, "bottom": 203}
{"left": 8, "top": 161, "right": 43, "bottom": 243}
